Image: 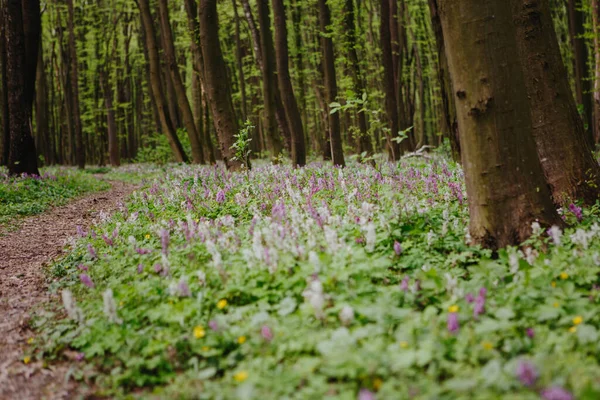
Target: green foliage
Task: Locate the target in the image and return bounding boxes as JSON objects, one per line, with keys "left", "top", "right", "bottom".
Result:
{"left": 231, "top": 120, "right": 254, "bottom": 169}
{"left": 0, "top": 168, "right": 110, "bottom": 228}
{"left": 135, "top": 130, "right": 192, "bottom": 165}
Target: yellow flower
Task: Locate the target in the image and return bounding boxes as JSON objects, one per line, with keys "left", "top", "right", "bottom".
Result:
{"left": 373, "top": 378, "right": 383, "bottom": 391}
{"left": 233, "top": 371, "right": 248, "bottom": 382}
{"left": 399, "top": 341, "right": 409, "bottom": 349}
{"left": 27, "top": 338, "right": 34, "bottom": 345}
{"left": 119, "top": 301, "right": 124, "bottom": 306}
{"left": 201, "top": 346, "right": 210, "bottom": 352}
{"left": 551, "top": 281, "right": 556, "bottom": 288}
{"left": 560, "top": 272, "right": 569, "bottom": 280}
{"left": 569, "top": 326, "right": 577, "bottom": 333}
{"left": 217, "top": 299, "right": 228, "bottom": 310}
{"left": 448, "top": 305, "right": 459, "bottom": 313}
{"left": 237, "top": 336, "right": 247, "bottom": 344}
{"left": 193, "top": 325, "right": 206, "bottom": 339}
{"left": 145, "top": 234, "right": 150, "bottom": 239}
{"left": 23, "top": 356, "right": 31, "bottom": 364}
{"left": 553, "top": 302, "right": 559, "bottom": 308}
{"left": 573, "top": 316, "right": 583, "bottom": 326}
{"left": 481, "top": 341, "right": 494, "bottom": 350}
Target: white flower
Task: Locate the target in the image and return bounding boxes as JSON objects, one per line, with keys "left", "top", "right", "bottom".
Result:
{"left": 103, "top": 289, "right": 122, "bottom": 325}
{"left": 62, "top": 290, "right": 84, "bottom": 322}
{"left": 302, "top": 277, "right": 325, "bottom": 319}
{"left": 339, "top": 305, "right": 354, "bottom": 326}
{"left": 365, "top": 223, "right": 376, "bottom": 252}
{"left": 531, "top": 221, "right": 542, "bottom": 235}
{"left": 548, "top": 225, "right": 562, "bottom": 246}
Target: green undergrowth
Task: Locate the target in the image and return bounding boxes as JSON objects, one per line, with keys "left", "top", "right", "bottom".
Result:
{"left": 32, "top": 159, "right": 600, "bottom": 399}
{"left": 0, "top": 167, "right": 110, "bottom": 230}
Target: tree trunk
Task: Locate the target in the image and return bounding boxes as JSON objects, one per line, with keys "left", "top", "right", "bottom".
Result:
{"left": 158, "top": 0, "right": 204, "bottom": 164}
{"left": 35, "top": 43, "right": 50, "bottom": 165}
{"left": 318, "top": 0, "right": 345, "bottom": 167}
{"left": 0, "top": 2, "right": 10, "bottom": 166}
{"left": 512, "top": 0, "right": 600, "bottom": 206}
{"left": 232, "top": 0, "right": 248, "bottom": 121}
{"left": 567, "top": 0, "right": 594, "bottom": 146}
{"left": 593, "top": 0, "right": 600, "bottom": 143}
{"left": 439, "top": 0, "right": 561, "bottom": 249}
{"left": 428, "top": 0, "right": 460, "bottom": 161}
{"left": 136, "top": 0, "right": 188, "bottom": 163}
{"left": 66, "top": 0, "right": 84, "bottom": 169}
{"left": 5, "top": 0, "right": 39, "bottom": 175}
{"left": 380, "top": 0, "right": 400, "bottom": 160}
{"left": 199, "top": 0, "right": 243, "bottom": 170}
{"left": 271, "top": 0, "right": 306, "bottom": 166}
{"left": 99, "top": 67, "right": 119, "bottom": 167}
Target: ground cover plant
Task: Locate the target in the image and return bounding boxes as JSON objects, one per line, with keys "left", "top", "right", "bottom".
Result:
{"left": 30, "top": 156, "right": 600, "bottom": 399}
{"left": 0, "top": 167, "right": 110, "bottom": 229}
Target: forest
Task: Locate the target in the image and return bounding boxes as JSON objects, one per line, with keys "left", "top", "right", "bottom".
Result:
{"left": 2, "top": 0, "right": 600, "bottom": 399}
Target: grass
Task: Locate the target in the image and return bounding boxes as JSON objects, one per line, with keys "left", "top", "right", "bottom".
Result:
{"left": 31, "top": 157, "right": 600, "bottom": 399}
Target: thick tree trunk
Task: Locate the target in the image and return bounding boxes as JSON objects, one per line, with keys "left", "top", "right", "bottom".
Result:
{"left": 344, "top": 0, "right": 373, "bottom": 158}
{"left": 5, "top": 0, "right": 39, "bottom": 175}
{"left": 0, "top": 2, "right": 10, "bottom": 166}
{"left": 593, "top": 0, "right": 600, "bottom": 143}
{"left": 428, "top": 0, "right": 460, "bottom": 161}
{"left": 318, "top": 0, "right": 345, "bottom": 167}
{"left": 199, "top": 0, "right": 243, "bottom": 170}
{"left": 137, "top": 0, "right": 188, "bottom": 163}
{"left": 271, "top": 0, "right": 306, "bottom": 166}
{"left": 66, "top": 0, "right": 84, "bottom": 169}
{"left": 380, "top": 0, "right": 400, "bottom": 160}
{"left": 232, "top": 0, "right": 248, "bottom": 121}
{"left": 439, "top": 0, "right": 561, "bottom": 249}
{"left": 158, "top": 0, "right": 204, "bottom": 164}
{"left": 512, "top": 0, "right": 600, "bottom": 206}
{"left": 567, "top": 0, "right": 594, "bottom": 146}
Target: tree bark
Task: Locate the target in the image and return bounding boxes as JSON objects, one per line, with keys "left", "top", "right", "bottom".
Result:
{"left": 35, "top": 43, "right": 50, "bottom": 165}
{"left": 512, "top": 0, "right": 600, "bottom": 206}
{"left": 99, "top": 67, "right": 120, "bottom": 167}
{"left": 158, "top": 0, "right": 204, "bottom": 164}
{"left": 593, "top": 0, "right": 600, "bottom": 143}
{"left": 0, "top": 2, "right": 10, "bottom": 166}
{"left": 66, "top": 0, "right": 84, "bottom": 169}
{"left": 199, "top": 0, "right": 243, "bottom": 170}
{"left": 271, "top": 0, "right": 306, "bottom": 166}
{"left": 136, "top": 0, "right": 188, "bottom": 163}
{"left": 232, "top": 0, "right": 248, "bottom": 121}
{"left": 380, "top": 0, "right": 400, "bottom": 160}
{"left": 318, "top": 0, "right": 345, "bottom": 167}
{"left": 439, "top": 0, "right": 561, "bottom": 249}
{"left": 5, "top": 0, "right": 39, "bottom": 175}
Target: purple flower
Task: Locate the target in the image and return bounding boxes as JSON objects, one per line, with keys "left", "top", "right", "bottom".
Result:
{"left": 516, "top": 360, "right": 537, "bottom": 387}
{"left": 137, "top": 264, "right": 144, "bottom": 274}
{"left": 216, "top": 189, "right": 226, "bottom": 203}
{"left": 102, "top": 234, "right": 114, "bottom": 247}
{"left": 479, "top": 287, "right": 487, "bottom": 298}
{"left": 79, "top": 274, "right": 95, "bottom": 289}
{"left": 136, "top": 248, "right": 151, "bottom": 255}
{"left": 87, "top": 244, "right": 97, "bottom": 259}
{"left": 91, "top": 230, "right": 97, "bottom": 239}
{"left": 76, "top": 225, "right": 87, "bottom": 238}
{"left": 447, "top": 312, "right": 459, "bottom": 333}
{"left": 75, "top": 352, "right": 85, "bottom": 362}
{"left": 541, "top": 387, "right": 573, "bottom": 400}
{"left": 178, "top": 279, "right": 191, "bottom": 297}
{"left": 400, "top": 275, "right": 409, "bottom": 292}
{"left": 261, "top": 325, "right": 274, "bottom": 342}
{"left": 358, "top": 389, "right": 376, "bottom": 400}
{"left": 526, "top": 328, "right": 535, "bottom": 338}
{"left": 153, "top": 263, "right": 162, "bottom": 274}
{"left": 112, "top": 227, "right": 119, "bottom": 239}
{"left": 209, "top": 320, "right": 219, "bottom": 331}
{"left": 568, "top": 203, "right": 583, "bottom": 222}
{"left": 77, "top": 264, "right": 88, "bottom": 272}
{"left": 474, "top": 296, "right": 485, "bottom": 318}
{"left": 393, "top": 241, "right": 402, "bottom": 256}
{"left": 160, "top": 229, "right": 169, "bottom": 255}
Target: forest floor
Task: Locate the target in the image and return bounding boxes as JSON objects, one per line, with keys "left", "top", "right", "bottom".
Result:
{"left": 0, "top": 179, "right": 137, "bottom": 400}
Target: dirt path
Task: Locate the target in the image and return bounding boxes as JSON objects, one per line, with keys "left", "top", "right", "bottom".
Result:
{"left": 0, "top": 180, "right": 138, "bottom": 400}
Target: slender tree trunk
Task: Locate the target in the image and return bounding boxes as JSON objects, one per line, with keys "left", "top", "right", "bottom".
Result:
{"left": 318, "top": 0, "right": 345, "bottom": 167}
{"left": 232, "top": 0, "right": 248, "bottom": 121}
{"left": 35, "top": 43, "right": 50, "bottom": 165}
{"left": 199, "top": 0, "right": 243, "bottom": 170}
{"left": 428, "top": 0, "right": 460, "bottom": 161}
{"left": 66, "top": 0, "right": 84, "bottom": 169}
{"left": 99, "top": 67, "right": 119, "bottom": 167}
{"left": 593, "top": 0, "right": 600, "bottom": 143}
{"left": 158, "top": 0, "right": 204, "bottom": 164}
{"left": 567, "top": 0, "right": 594, "bottom": 146}
{"left": 272, "top": 0, "right": 306, "bottom": 166}
{"left": 137, "top": 0, "right": 188, "bottom": 163}
{"left": 0, "top": 2, "right": 10, "bottom": 166}
{"left": 5, "top": 0, "right": 39, "bottom": 175}
{"left": 439, "top": 0, "right": 561, "bottom": 249}
{"left": 512, "top": 0, "right": 600, "bottom": 206}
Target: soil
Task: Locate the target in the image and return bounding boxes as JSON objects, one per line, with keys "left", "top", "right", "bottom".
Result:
{"left": 0, "top": 180, "right": 138, "bottom": 400}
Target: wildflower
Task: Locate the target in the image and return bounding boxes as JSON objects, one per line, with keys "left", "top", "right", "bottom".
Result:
{"left": 79, "top": 274, "right": 95, "bottom": 289}
{"left": 568, "top": 203, "right": 583, "bottom": 222}
{"left": 160, "top": 229, "right": 169, "bottom": 255}
{"left": 373, "top": 378, "right": 383, "bottom": 391}
{"left": 553, "top": 302, "right": 559, "bottom": 308}
{"left": 233, "top": 371, "right": 248, "bottom": 383}
{"left": 481, "top": 341, "right": 493, "bottom": 350}
{"left": 465, "top": 293, "right": 474, "bottom": 303}
{"left": 516, "top": 360, "right": 538, "bottom": 387}
{"left": 209, "top": 320, "right": 218, "bottom": 331}
{"left": 103, "top": 289, "right": 122, "bottom": 324}
{"left": 474, "top": 294, "right": 485, "bottom": 318}
{"left": 201, "top": 346, "right": 210, "bottom": 352}
{"left": 531, "top": 221, "right": 542, "bottom": 235}
{"left": 541, "top": 386, "right": 573, "bottom": 400}
{"left": 27, "top": 338, "right": 34, "bottom": 345}
{"left": 76, "top": 225, "right": 86, "bottom": 238}
{"left": 551, "top": 281, "right": 556, "bottom": 288}
{"left": 87, "top": 244, "right": 97, "bottom": 259}
{"left": 393, "top": 241, "right": 402, "bottom": 256}
{"left": 77, "top": 264, "right": 88, "bottom": 272}
{"left": 569, "top": 326, "right": 577, "bottom": 333}
{"left": 62, "top": 290, "right": 84, "bottom": 322}
{"left": 339, "top": 305, "right": 355, "bottom": 326}
{"left": 178, "top": 279, "right": 191, "bottom": 297}
{"left": 75, "top": 352, "right": 85, "bottom": 361}
{"left": 137, "top": 264, "right": 143, "bottom": 274}
{"left": 102, "top": 234, "right": 114, "bottom": 247}
{"left": 261, "top": 325, "right": 274, "bottom": 342}
{"left": 153, "top": 263, "right": 162, "bottom": 274}
{"left": 447, "top": 311, "right": 459, "bottom": 333}
{"left": 526, "top": 328, "right": 535, "bottom": 338}
{"left": 547, "top": 225, "right": 562, "bottom": 246}
{"left": 193, "top": 326, "right": 206, "bottom": 338}
{"left": 573, "top": 316, "right": 583, "bottom": 325}
{"left": 145, "top": 234, "right": 150, "bottom": 240}
{"left": 399, "top": 341, "right": 409, "bottom": 348}
{"left": 237, "top": 336, "right": 247, "bottom": 344}
{"left": 560, "top": 272, "right": 569, "bottom": 280}
{"left": 400, "top": 276, "right": 409, "bottom": 292}
{"left": 217, "top": 299, "right": 228, "bottom": 309}
{"left": 448, "top": 305, "right": 459, "bottom": 313}
{"left": 358, "top": 389, "right": 376, "bottom": 400}
{"left": 302, "top": 276, "right": 325, "bottom": 319}
{"left": 216, "top": 190, "right": 226, "bottom": 204}
{"left": 23, "top": 356, "right": 31, "bottom": 364}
